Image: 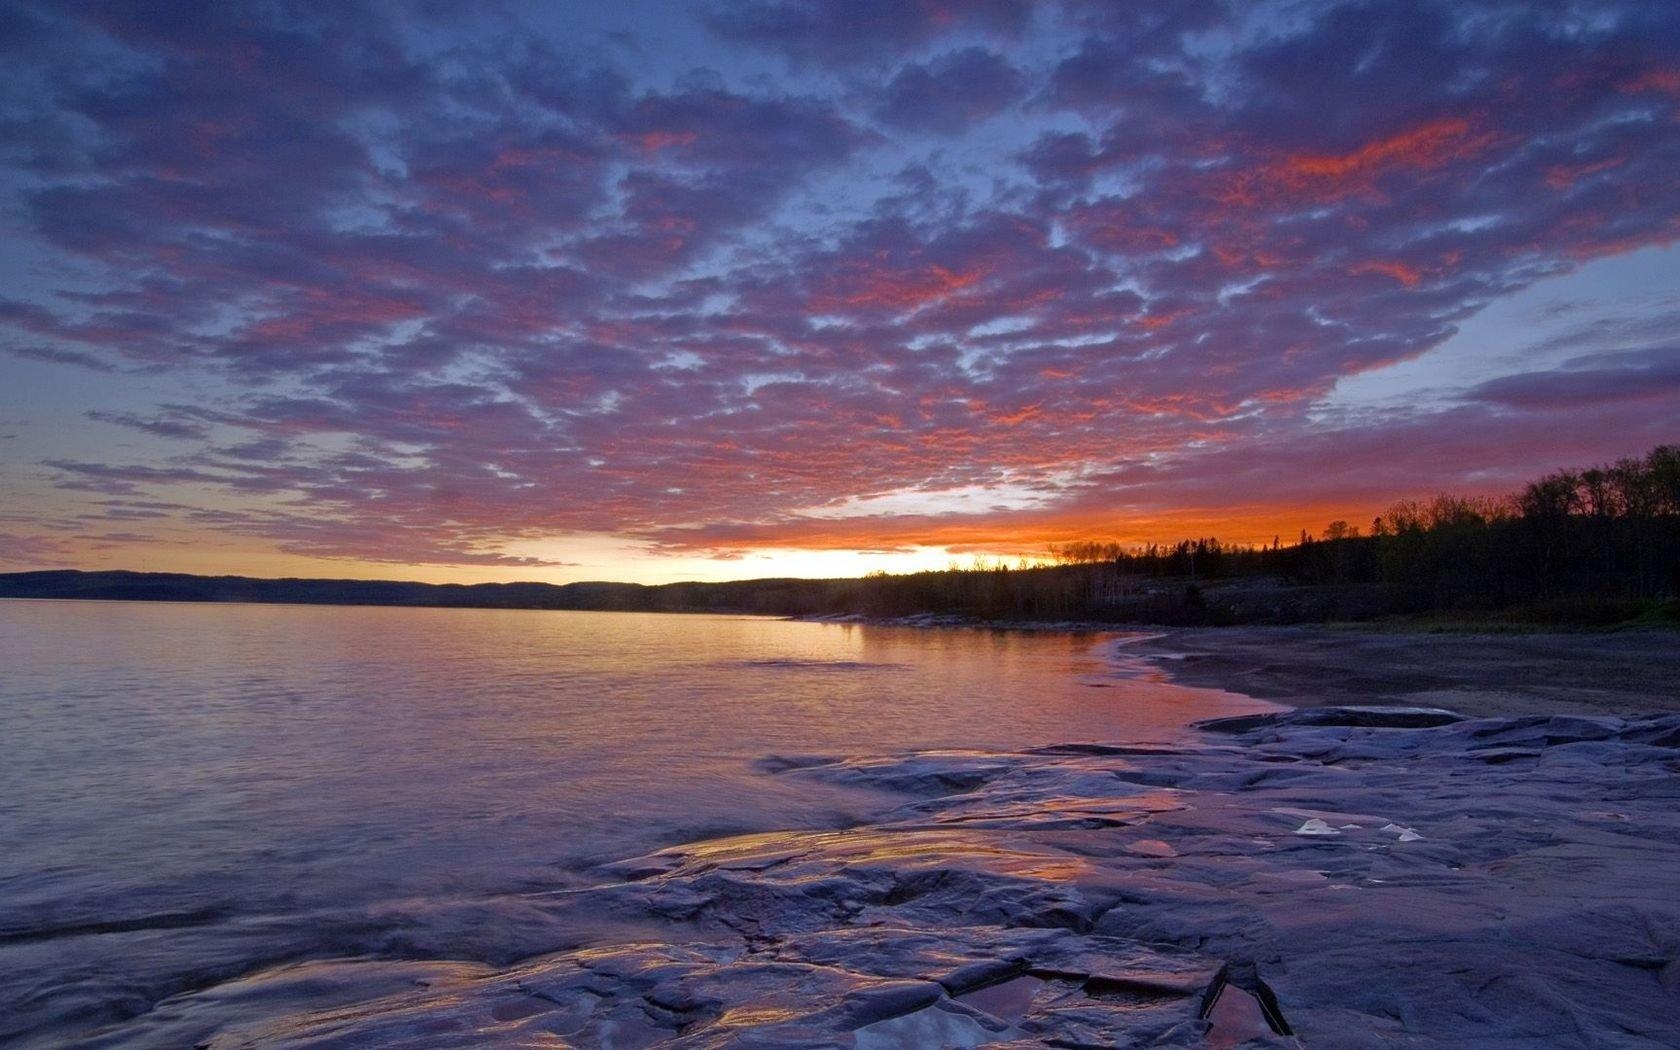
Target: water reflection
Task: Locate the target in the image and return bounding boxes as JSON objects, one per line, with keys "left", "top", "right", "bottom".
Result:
{"left": 0, "top": 601, "right": 1271, "bottom": 1045}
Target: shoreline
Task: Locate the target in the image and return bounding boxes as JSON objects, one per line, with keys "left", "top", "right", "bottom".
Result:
{"left": 94, "top": 703, "right": 1680, "bottom": 1047}
{"left": 64, "top": 628, "right": 1680, "bottom": 1046}
{"left": 1123, "top": 624, "right": 1680, "bottom": 719}
{"left": 802, "top": 613, "right": 1680, "bottom": 719}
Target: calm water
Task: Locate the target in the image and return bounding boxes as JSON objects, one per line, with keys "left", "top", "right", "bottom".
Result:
{"left": 0, "top": 600, "right": 1271, "bottom": 1045}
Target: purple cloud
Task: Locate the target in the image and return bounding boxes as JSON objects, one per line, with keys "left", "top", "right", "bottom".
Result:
{"left": 0, "top": 0, "right": 1677, "bottom": 571}
{"left": 870, "top": 48, "right": 1026, "bottom": 134}
{"left": 703, "top": 0, "right": 1032, "bottom": 69}
{"left": 1467, "top": 347, "right": 1680, "bottom": 410}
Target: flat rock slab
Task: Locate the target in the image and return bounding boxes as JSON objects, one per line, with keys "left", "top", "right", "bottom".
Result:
{"left": 1198, "top": 705, "right": 1466, "bottom": 733}
{"left": 90, "top": 707, "right": 1680, "bottom": 1048}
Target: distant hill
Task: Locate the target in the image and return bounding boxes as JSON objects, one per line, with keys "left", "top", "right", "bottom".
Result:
{"left": 0, "top": 569, "right": 855, "bottom": 616}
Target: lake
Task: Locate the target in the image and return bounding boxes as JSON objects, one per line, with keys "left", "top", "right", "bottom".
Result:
{"left": 0, "top": 600, "right": 1272, "bottom": 1045}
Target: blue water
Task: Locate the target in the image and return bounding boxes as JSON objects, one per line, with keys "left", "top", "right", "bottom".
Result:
{"left": 0, "top": 600, "right": 1270, "bottom": 1045}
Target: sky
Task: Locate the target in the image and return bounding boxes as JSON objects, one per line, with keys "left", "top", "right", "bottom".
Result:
{"left": 0, "top": 0, "right": 1677, "bottom": 584}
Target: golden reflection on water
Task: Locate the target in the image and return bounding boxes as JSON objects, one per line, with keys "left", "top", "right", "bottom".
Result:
{"left": 0, "top": 601, "right": 1279, "bottom": 1046}
{"left": 1, "top": 601, "right": 1272, "bottom": 904}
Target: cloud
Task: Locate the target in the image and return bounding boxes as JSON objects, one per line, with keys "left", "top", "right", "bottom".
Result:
{"left": 703, "top": 0, "right": 1031, "bottom": 69}
{"left": 85, "top": 410, "right": 210, "bottom": 440}
{"left": 870, "top": 48, "right": 1026, "bottom": 134}
{"left": 0, "top": 0, "right": 1677, "bottom": 570}
{"left": 1465, "top": 347, "right": 1680, "bottom": 410}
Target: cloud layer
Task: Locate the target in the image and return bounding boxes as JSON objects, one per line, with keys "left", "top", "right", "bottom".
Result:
{"left": 1, "top": 0, "right": 1678, "bottom": 575}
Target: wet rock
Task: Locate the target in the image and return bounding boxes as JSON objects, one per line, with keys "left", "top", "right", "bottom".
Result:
{"left": 951, "top": 972, "right": 1042, "bottom": 1020}
{"left": 829, "top": 978, "right": 942, "bottom": 1027}
{"left": 1466, "top": 714, "right": 1625, "bottom": 749}
{"left": 1288, "top": 705, "right": 1465, "bottom": 728}
{"left": 786, "top": 752, "right": 1019, "bottom": 795}
{"left": 94, "top": 709, "right": 1680, "bottom": 1048}
{"left": 1293, "top": 818, "right": 1341, "bottom": 836}
{"left": 852, "top": 998, "right": 1014, "bottom": 1048}
{"left": 1200, "top": 705, "right": 1465, "bottom": 734}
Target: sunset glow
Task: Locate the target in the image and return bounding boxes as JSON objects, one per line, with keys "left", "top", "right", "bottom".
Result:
{"left": 2, "top": 1, "right": 1678, "bottom": 583}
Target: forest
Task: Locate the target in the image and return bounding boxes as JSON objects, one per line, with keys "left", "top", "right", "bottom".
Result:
{"left": 847, "top": 444, "right": 1680, "bottom": 624}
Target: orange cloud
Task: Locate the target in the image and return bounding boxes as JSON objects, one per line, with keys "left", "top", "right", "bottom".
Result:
{"left": 628, "top": 129, "right": 698, "bottom": 151}
{"left": 1544, "top": 155, "right": 1626, "bottom": 189}
{"left": 812, "top": 263, "right": 984, "bottom": 312}
{"left": 1222, "top": 117, "right": 1501, "bottom": 204}
{"left": 650, "top": 501, "right": 1385, "bottom": 560}
{"left": 1617, "top": 67, "right": 1680, "bottom": 95}
{"left": 1351, "top": 260, "right": 1423, "bottom": 287}
{"left": 1285, "top": 118, "right": 1488, "bottom": 177}
{"left": 1135, "top": 310, "right": 1184, "bottom": 331}
{"left": 990, "top": 404, "right": 1042, "bottom": 426}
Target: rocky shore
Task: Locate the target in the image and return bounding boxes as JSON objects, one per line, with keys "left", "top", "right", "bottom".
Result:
{"left": 103, "top": 698, "right": 1680, "bottom": 1047}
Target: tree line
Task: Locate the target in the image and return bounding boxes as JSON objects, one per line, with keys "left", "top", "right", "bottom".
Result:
{"left": 849, "top": 444, "right": 1680, "bottom": 624}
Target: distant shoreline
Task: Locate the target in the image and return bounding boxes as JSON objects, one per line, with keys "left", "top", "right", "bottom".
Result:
{"left": 0, "top": 594, "right": 776, "bottom": 617}
{"left": 0, "top": 568, "right": 831, "bottom": 617}
{"left": 6, "top": 567, "right": 1676, "bottom": 630}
